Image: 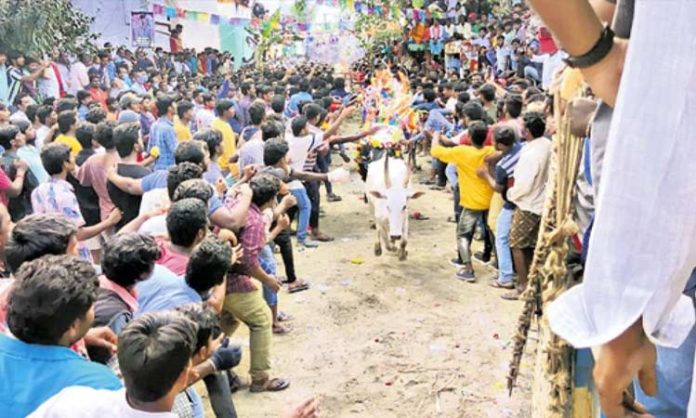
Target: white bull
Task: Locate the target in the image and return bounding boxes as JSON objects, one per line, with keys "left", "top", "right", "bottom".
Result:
{"left": 366, "top": 154, "right": 424, "bottom": 261}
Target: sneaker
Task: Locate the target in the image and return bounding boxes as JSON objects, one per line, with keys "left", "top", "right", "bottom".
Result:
{"left": 327, "top": 193, "right": 343, "bottom": 202}
{"left": 299, "top": 239, "right": 319, "bottom": 248}
{"left": 449, "top": 258, "right": 465, "bottom": 267}
{"left": 473, "top": 252, "right": 491, "bottom": 264}
{"left": 456, "top": 269, "right": 476, "bottom": 283}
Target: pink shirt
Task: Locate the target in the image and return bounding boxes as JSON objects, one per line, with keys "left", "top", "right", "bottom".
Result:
{"left": 0, "top": 168, "right": 11, "bottom": 207}
{"left": 155, "top": 238, "right": 189, "bottom": 276}
{"left": 77, "top": 153, "right": 116, "bottom": 221}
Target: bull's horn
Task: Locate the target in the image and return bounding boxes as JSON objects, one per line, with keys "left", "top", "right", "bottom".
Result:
{"left": 384, "top": 153, "right": 392, "bottom": 189}
{"left": 404, "top": 156, "right": 413, "bottom": 187}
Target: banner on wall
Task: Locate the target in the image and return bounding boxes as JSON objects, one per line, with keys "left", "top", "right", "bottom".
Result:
{"left": 131, "top": 11, "right": 155, "bottom": 48}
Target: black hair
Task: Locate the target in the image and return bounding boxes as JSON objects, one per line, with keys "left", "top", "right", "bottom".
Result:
{"left": 102, "top": 233, "right": 161, "bottom": 288}
{"left": 248, "top": 101, "right": 266, "bottom": 126}
{"left": 303, "top": 103, "right": 322, "bottom": 122}
{"left": 264, "top": 138, "right": 289, "bottom": 166}
{"left": 75, "top": 123, "right": 96, "bottom": 150}
{"left": 114, "top": 123, "right": 141, "bottom": 158}
{"left": 333, "top": 77, "right": 345, "bottom": 90}
{"left": 118, "top": 312, "right": 197, "bottom": 403}
{"left": 250, "top": 173, "right": 280, "bottom": 207}
{"left": 57, "top": 111, "right": 77, "bottom": 134}
{"left": 423, "top": 88, "right": 436, "bottom": 103}
{"left": 176, "top": 303, "right": 222, "bottom": 354}
{"left": 166, "top": 198, "right": 208, "bottom": 247}
{"left": 240, "top": 81, "right": 253, "bottom": 96}
{"left": 505, "top": 94, "right": 524, "bottom": 119}
{"left": 12, "top": 119, "right": 30, "bottom": 135}
{"left": 192, "top": 130, "right": 222, "bottom": 159}
{"left": 177, "top": 100, "right": 194, "bottom": 120}
{"left": 7, "top": 255, "right": 99, "bottom": 345}
{"left": 468, "top": 120, "right": 489, "bottom": 147}
{"left": 479, "top": 84, "right": 496, "bottom": 102}
{"left": 299, "top": 79, "right": 310, "bottom": 92}
{"left": 167, "top": 162, "right": 204, "bottom": 200}
{"left": 462, "top": 101, "right": 485, "bottom": 122}
{"left": 41, "top": 143, "right": 72, "bottom": 175}
{"left": 173, "top": 179, "right": 213, "bottom": 204}
{"left": 0, "top": 125, "right": 20, "bottom": 149}
{"left": 36, "top": 105, "right": 53, "bottom": 125}
{"left": 494, "top": 125, "right": 517, "bottom": 147}
{"left": 271, "top": 95, "right": 285, "bottom": 114}
{"left": 55, "top": 99, "right": 77, "bottom": 113}
{"left": 14, "top": 92, "right": 30, "bottom": 107}
{"left": 77, "top": 90, "right": 91, "bottom": 105}
{"left": 156, "top": 95, "right": 175, "bottom": 116}
{"left": 174, "top": 140, "right": 206, "bottom": 167}
{"left": 458, "top": 92, "right": 470, "bottom": 104}
{"left": 184, "top": 235, "right": 232, "bottom": 294}
{"left": 25, "top": 104, "right": 39, "bottom": 124}
{"left": 291, "top": 116, "right": 307, "bottom": 137}
{"left": 95, "top": 120, "right": 116, "bottom": 149}
{"left": 261, "top": 121, "right": 281, "bottom": 142}
{"left": 5, "top": 215, "right": 77, "bottom": 273}
{"left": 523, "top": 111, "right": 547, "bottom": 138}
{"left": 85, "top": 106, "right": 107, "bottom": 124}
{"left": 215, "top": 99, "right": 235, "bottom": 117}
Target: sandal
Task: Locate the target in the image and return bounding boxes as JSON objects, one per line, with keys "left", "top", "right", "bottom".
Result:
{"left": 277, "top": 312, "right": 294, "bottom": 322}
{"left": 488, "top": 279, "right": 515, "bottom": 290}
{"left": 273, "top": 323, "right": 293, "bottom": 335}
{"left": 410, "top": 212, "right": 430, "bottom": 221}
{"left": 312, "top": 233, "right": 335, "bottom": 242}
{"left": 501, "top": 290, "right": 522, "bottom": 300}
{"left": 288, "top": 282, "right": 310, "bottom": 294}
{"left": 250, "top": 377, "right": 291, "bottom": 393}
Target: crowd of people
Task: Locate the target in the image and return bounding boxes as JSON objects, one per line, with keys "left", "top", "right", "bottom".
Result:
{"left": 0, "top": 0, "right": 670, "bottom": 416}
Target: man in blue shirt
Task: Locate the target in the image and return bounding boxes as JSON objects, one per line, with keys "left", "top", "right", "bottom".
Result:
{"left": 285, "top": 79, "right": 313, "bottom": 118}
{"left": 148, "top": 95, "right": 178, "bottom": 170}
{"left": 0, "top": 255, "right": 121, "bottom": 417}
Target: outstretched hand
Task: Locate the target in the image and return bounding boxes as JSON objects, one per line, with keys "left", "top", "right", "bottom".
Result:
{"left": 281, "top": 397, "right": 320, "bottom": 418}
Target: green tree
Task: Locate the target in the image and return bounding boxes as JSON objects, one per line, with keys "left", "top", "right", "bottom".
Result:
{"left": 0, "top": 0, "right": 98, "bottom": 58}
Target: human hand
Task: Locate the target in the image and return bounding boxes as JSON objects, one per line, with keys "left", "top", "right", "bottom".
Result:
{"left": 216, "top": 178, "right": 227, "bottom": 196}
{"left": 475, "top": 166, "right": 487, "bottom": 179}
{"left": 242, "top": 164, "right": 259, "bottom": 182}
{"left": 580, "top": 38, "right": 628, "bottom": 108}
{"left": 281, "top": 397, "right": 320, "bottom": 418}
{"left": 13, "top": 159, "right": 28, "bottom": 175}
{"left": 231, "top": 244, "right": 243, "bottom": 264}
{"left": 267, "top": 277, "right": 281, "bottom": 293}
{"left": 277, "top": 213, "right": 291, "bottom": 230}
{"left": 281, "top": 194, "right": 297, "bottom": 210}
{"left": 237, "top": 183, "right": 253, "bottom": 200}
{"left": 594, "top": 320, "right": 657, "bottom": 418}
{"left": 84, "top": 326, "right": 118, "bottom": 354}
{"left": 107, "top": 208, "right": 123, "bottom": 226}
{"left": 211, "top": 338, "right": 242, "bottom": 371}
{"left": 364, "top": 125, "right": 384, "bottom": 136}
{"left": 218, "top": 229, "right": 238, "bottom": 246}
{"left": 146, "top": 206, "right": 168, "bottom": 219}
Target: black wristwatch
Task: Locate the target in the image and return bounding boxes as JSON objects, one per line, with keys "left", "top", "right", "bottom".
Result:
{"left": 564, "top": 25, "right": 615, "bottom": 69}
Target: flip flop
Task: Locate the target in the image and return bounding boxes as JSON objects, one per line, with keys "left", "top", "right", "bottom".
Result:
{"left": 277, "top": 312, "right": 294, "bottom": 322}
{"left": 488, "top": 279, "right": 515, "bottom": 290}
{"left": 288, "top": 282, "right": 310, "bottom": 294}
{"left": 250, "top": 377, "right": 290, "bottom": 393}
{"left": 312, "top": 234, "right": 335, "bottom": 242}
{"left": 501, "top": 290, "right": 522, "bottom": 300}
{"left": 273, "top": 324, "right": 293, "bottom": 335}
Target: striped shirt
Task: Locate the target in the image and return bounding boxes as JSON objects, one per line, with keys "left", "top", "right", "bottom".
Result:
{"left": 7, "top": 66, "right": 23, "bottom": 106}
{"left": 495, "top": 142, "right": 522, "bottom": 209}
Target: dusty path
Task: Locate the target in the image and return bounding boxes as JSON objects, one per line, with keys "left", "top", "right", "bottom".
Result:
{"left": 212, "top": 144, "right": 535, "bottom": 418}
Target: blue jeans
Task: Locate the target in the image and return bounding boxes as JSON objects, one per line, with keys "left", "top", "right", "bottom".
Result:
{"left": 290, "top": 187, "right": 311, "bottom": 242}
{"left": 495, "top": 207, "right": 515, "bottom": 283}
{"left": 259, "top": 245, "right": 278, "bottom": 307}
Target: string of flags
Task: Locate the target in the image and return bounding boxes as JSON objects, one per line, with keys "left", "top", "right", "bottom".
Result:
{"left": 152, "top": 0, "right": 402, "bottom": 29}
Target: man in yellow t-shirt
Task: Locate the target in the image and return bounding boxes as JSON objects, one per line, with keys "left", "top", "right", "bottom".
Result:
{"left": 431, "top": 121, "right": 496, "bottom": 282}
{"left": 211, "top": 100, "right": 239, "bottom": 179}
{"left": 54, "top": 110, "right": 82, "bottom": 156}
{"left": 174, "top": 101, "right": 194, "bottom": 142}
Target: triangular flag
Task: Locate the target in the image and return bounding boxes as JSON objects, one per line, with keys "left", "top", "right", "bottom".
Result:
{"left": 165, "top": 6, "right": 176, "bottom": 18}
{"left": 210, "top": 14, "right": 220, "bottom": 25}
{"left": 197, "top": 12, "right": 209, "bottom": 23}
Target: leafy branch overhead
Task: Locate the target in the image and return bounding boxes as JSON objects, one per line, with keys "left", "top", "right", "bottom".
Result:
{"left": 0, "top": 0, "right": 99, "bottom": 58}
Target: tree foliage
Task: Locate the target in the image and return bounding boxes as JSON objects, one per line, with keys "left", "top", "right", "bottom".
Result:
{"left": 0, "top": 0, "right": 98, "bottom": 58}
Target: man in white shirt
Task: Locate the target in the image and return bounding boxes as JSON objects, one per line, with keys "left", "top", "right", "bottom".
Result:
{"left": 34, "top": 105, "right": 55, "bottom": 151}
{"left": 195, "top": 93, "right": 216, "bottom": 131}
{"left": 504, "top": 111, "right": 551, "bottom": 300}
{"left": 70, "top": 53, "right": 91, "bottom": 94}
{"left": 29, "top": 312, "right": 198, "bottom": 418}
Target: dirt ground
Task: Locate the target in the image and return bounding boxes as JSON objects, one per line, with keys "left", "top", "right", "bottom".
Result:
{"left": 205, "top": 141, "right": 535, "bottom": 417}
